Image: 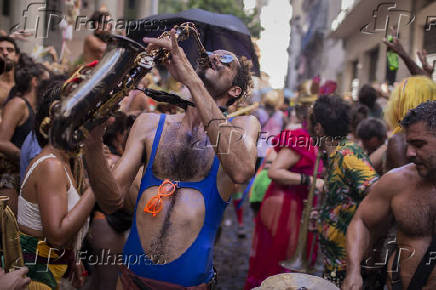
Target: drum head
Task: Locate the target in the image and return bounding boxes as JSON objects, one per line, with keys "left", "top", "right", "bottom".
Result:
{"left": 252, "top": 273, "right": 339, "bottom": 290}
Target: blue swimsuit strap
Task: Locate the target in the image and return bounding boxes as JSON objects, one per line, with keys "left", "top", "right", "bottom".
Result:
{"left": 147, "top": 114, "right": 167, "bottom": 170}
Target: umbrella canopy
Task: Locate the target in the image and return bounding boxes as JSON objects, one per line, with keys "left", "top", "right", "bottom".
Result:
{"left": 128, "top": 8, "right": 260, "bottom": 76}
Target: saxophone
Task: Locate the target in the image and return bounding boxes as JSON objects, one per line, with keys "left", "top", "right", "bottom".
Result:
{"left": 0, "top": 196, "right": 24, "bottom": 272}
{"left": 51, "top": 22, "right": 210, "bottom": 152}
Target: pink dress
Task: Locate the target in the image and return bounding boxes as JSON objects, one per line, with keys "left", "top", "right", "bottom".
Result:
{"left": 244, "top": 128, "right": 323, "bottom": 289}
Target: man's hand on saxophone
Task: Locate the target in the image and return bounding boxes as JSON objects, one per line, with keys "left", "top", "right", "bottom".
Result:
{"left": 143, "top": 29, "right": 199, "bottom": 87}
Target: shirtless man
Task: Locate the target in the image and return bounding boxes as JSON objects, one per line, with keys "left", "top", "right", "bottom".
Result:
{"left": 343, "top": 100, "right": 436, "bottom": 290}
{"left": 0, "top": 36, "right": 19, "bottom": 107}
{"left": 83, "top": 29, "right": 259, "bottom": 289}
{"left": 83, "top": 11, "right": 111, "bottom": 63}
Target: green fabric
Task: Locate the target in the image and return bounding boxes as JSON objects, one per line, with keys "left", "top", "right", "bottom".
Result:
{"left": 232, "top": 191, "right": 243, "bottom": 200}
{"left": 387, "top": 50, "right": 399, "bottom": 71}
{"left": 318, "top": 141, "right": 378, "bottom": 271}
{"left": 249, "top": 169, "right": 272, "bottom": 203}
{"left": 20, "top": 234, "right": 58, "bottom": 289}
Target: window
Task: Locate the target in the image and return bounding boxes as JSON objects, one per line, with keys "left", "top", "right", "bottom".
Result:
{"left": 368, "top": 46, "right": 379, "bottom": 82}
{"left": 352, "top": 59, "right": 359, "bottom": 79}
{"left": 2, "top": 0, "right": 10, "bottom": 16}
{"left": 423, "top": 22, "right": 436, "bottom": 54}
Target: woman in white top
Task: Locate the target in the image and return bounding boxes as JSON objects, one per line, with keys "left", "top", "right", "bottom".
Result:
{"left": 17, "top": 79, "right": 95, "bottom": 290}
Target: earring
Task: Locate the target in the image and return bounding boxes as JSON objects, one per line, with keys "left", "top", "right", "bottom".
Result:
{"left": 39, "top": 117, "right": 51, "bottom": 139}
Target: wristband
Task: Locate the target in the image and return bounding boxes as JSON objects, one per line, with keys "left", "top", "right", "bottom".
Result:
{"left": 302, "top": 174, "right": 310, "bottom": 186}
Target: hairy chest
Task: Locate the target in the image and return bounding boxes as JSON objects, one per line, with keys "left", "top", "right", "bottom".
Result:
{"left": 151, "top": 125, "right": 216, "bottom": 181}
{"left": 392, "top": 189, "right": 436, "bottom": 237}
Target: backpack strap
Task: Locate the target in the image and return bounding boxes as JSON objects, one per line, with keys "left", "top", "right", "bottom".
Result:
{"left": 407, "top": 234, "right": 436, "bottom": 290}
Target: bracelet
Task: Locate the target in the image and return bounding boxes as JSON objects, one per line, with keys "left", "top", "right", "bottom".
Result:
{"left": 300, "top": 173, "right": 304, "bottom": 185}
{"left": 302, "top": 174, "right": 310, "bottom": 186}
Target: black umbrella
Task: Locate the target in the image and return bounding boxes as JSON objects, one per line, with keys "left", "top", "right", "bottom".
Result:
{"left": 127, "top": 8, "right": 260, "bottom": 76}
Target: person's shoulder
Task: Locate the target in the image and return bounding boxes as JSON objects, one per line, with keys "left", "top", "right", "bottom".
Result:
{"left": 374, "top": 163, "right": 415, "bottom": 192}
{"left": 388, "top": 132, "right": 406, "bottom": 145}
{"left": 30, "top": 154, "right": 66, "bottom": 182}
{"left": 231, "top": 115, "right": 260, "bottom": 128}
{"left": 335, "top": 141, "right": 360, "bottom": 157}
{"left": 83, "top": 34, "right": 92, "bottom": 44}
{"left": 135, "top": 112, "right": 164, "bottom": 125}
{"left": 84, "top": 34, "right": 104, "bottom": 48}
{"left": 132, "top": 112, "right": 164, "bottom": 138}
{"left": 84, "top": 34, "right": 97, "bottom": 43}
{"left": 4, "top": 97, "right": 26, "bottom": 109}
{"left": 2, "top": 97, "right": 26, "bottom": 116}
{"left": 385, "top": 163, "right": 417, "bottom": 180}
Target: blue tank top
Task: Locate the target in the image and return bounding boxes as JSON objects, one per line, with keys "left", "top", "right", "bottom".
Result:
{"left": 123, "top": 114, "right": 230, "bottom": 286}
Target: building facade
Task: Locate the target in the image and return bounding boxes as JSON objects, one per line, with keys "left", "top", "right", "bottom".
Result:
{"left": 286, "top": 0, "right": 330, "bottom": 91}
{"left": 0, "top": 0, "right": 157, "bottom": 62}
{"left": 330, "top": 0, "right": 436, "bottom": 95}
{"left": 287, "top": 0, "right": 436, "bottom": 96}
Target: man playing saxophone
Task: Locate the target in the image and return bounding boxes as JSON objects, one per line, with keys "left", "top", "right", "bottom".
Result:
{"left": 83, "top": 29, "right": 260, "bottom": 289}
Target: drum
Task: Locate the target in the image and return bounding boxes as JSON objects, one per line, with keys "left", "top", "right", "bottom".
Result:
{"left": 252, "top": 273, "right": 339, "bottom": 290}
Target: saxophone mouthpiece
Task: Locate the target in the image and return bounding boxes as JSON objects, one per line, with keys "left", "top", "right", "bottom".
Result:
{"left": 198, "top": 52, "right": 212, "bottom": 70}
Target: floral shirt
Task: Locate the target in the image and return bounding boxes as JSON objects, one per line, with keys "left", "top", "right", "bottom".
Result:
{"left": 319, "top": 141, "right": 378, "bottom": 272}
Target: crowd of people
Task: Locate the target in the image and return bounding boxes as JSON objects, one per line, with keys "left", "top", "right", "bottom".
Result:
{"left": 243, "top": 44, "right": 436, "bottom": 289}
{"left": 0, "top": 8, "right": 435, "bottom": 290}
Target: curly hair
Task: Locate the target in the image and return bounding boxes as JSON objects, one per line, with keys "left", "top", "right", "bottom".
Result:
{"left": 312, "top": 94, "right": 351, "bottom": 138}
{"left": 401, "top": 100, "right": 436, "bottom": 133}
{"left": 357, "top": 117, "right": 387, "bottom": 141}
{"left": 227, "top": 56, "right": 253, "bottom": 106}
{"left": 14, "top": 63, "right": 47, "bottom": 95}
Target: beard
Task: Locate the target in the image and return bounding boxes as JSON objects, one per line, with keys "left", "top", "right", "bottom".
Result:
{"left": 0, "top": 58, "right": 14, "bottom": 74}
{"left": 413, "top": 154, "right": 436, "bottom": 180}
{"left": 197, "top": 68, "right": 228, "bottom": 100}
{"left": 4, "top": 59, "right": 14, "bottom": 72}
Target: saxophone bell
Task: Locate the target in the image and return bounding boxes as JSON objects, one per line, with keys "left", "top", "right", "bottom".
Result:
{"left": 51, "top": 35, "right": 149, "bottom": 152}
{"left": 0, "top": 196, "right": 24, "bottom": 272}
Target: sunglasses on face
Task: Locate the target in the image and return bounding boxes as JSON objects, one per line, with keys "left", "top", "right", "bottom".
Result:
{"left": 206, "top": 51, "right": 235, "bottom": 65}
{"left": 0, "top": 47, "right": 15, "bottom": 53}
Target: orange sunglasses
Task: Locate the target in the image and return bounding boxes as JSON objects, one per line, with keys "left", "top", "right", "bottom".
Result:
{"left": 144, "top": 179, "right": 178, "bottom": 216}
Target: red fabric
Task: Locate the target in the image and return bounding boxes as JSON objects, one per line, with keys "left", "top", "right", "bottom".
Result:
{"left": 244, "top": 129, "right": 323, "bottom": 290}
{"left": 233, "top": 200, "right": 244, "bottom": 225}
{"left": 86, "top": 60, "right": 99, "bottom": 67}
{"left": 119, "top": 265, "right": 211, "bottom": 290}
{"left": 320, "top": 80, "right": 337, "bottom": 95}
